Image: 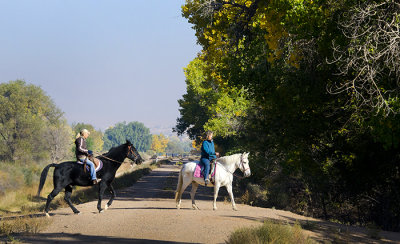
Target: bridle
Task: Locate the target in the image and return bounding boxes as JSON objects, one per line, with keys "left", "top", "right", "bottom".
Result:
{"left": 238, "top": 155, "right": 251, "bottom": 175}
{"left": 127, "top": 145, "right": 140, "bottom": 160}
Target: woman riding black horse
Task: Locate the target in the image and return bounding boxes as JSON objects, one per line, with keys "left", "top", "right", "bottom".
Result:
{"left": 37, "top": 140, "right": 143, "bottom": 216}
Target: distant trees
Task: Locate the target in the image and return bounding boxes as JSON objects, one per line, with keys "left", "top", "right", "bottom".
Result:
{"left": 0, "top": 80, "right": 71, "bottom": 162}
{"left": 151, "top": 134, "right": 169, "bottom": 154}
{"left": 103, "top": 121, "right": 152, "bottom": 152}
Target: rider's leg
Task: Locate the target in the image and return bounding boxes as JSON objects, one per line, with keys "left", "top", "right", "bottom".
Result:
{"left": 80, "top": 158, "right": 97, "bottom": 180}
{"left": 86, "top": 159, "right": 97, "bottom": 180}
{"left": 200, "top": 158, "right": 210, "bottom": 184}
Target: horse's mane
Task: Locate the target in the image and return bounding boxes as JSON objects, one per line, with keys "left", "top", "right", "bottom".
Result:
{"left": 217, "top": 153, "right": 241, "bottom": 165}
{"left": 102, "top": 143, "right": 126, "bottom": 158}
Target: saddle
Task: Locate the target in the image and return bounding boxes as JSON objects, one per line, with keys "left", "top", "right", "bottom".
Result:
{"left": 78, "top": 156, "right": 102, "bottom": 173}
{"left": 89, "top": 155, "right": 100, "bottom": 168}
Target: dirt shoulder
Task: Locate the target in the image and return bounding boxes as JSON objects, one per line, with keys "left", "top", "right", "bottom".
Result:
{"left": 9, "top": 163, "right": 400, "bottom": 243}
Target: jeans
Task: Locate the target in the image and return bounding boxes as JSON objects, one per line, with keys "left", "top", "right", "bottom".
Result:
{"left": 79, "top": 158, "right": 97, "bottom": 180}
{"left": 200, "top": 158, "right": 210, "bottom": 181}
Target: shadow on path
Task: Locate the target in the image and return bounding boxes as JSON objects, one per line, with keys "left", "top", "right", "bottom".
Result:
{"left": 5, "top": 233, "right": 198, "bottom": 244}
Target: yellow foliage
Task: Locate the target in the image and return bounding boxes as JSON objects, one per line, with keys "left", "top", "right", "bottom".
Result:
{"left": 151, "top": 134, "right": 169, "bottom": 154}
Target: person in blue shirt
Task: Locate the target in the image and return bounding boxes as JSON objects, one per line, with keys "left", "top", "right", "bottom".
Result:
{"left": 200, "top": 131, "right": 219, "bottom": 185}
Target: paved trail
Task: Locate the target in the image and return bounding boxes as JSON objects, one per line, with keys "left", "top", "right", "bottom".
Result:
{"left": 14, "top": 163, "right": 400, "bottom": 243}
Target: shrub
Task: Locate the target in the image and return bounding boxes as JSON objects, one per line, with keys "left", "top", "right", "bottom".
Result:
{"left": 226, "top": 220, "right": 315, "bottom": 244}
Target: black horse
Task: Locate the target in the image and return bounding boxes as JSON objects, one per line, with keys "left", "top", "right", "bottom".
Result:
{"left": 37, "top": 140, "right": 143, "bottom": 216}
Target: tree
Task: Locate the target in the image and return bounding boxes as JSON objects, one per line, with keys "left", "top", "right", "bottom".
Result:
{"left": 103, "top": 121, "right": 151, "bottom": 152}
{"left": 45, "top": 120, "right": 74, "bottom": 163}
{"left": 329, "top": 0, "right": 400, "bottom": 116}
{"left": 174, "top": 57, "right": 250, "bottom": 141}
{"left": 0, "top": 80, "right": 65, "bottom": 162}
{"left": 151, "top": 134, "right": 169, "bottom": 154}
{"left": 179, "top": 0, "right": 400, "bottom": 230}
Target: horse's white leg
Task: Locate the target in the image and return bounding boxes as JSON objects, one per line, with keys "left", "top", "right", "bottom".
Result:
{"left": 213, "top": 183, "right": 221, "bottom": 211}
{"left": 190, "top": 182, "right": 200, "bottom": 210}
{"left": 177, "top": 177, "right": 191, "bottom": 209}
{"left": 226, "top": 184, "right": 237, "bottom": 211}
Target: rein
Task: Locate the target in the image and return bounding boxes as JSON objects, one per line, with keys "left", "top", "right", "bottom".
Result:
{"left": 95, "top": 145, "right": 138, "bottom": 164}
{"left": 97, "top": 154, "right": 125, "bottom": 164}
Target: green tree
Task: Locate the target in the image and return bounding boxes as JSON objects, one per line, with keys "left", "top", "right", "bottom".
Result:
{"left": 103, "top": 121, "right": 151, "bottom": 152}
{"left": 180, "top": 0, "right": 400, "bottom": 230}
{"left": 0, "top": 80, "right": 65, "bottom": 162}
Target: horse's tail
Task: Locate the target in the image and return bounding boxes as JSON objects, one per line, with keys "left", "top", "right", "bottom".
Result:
{"left": 175, "top": 166, "right": 184, "bottom": 201}
{"left": 37, "top": 163, "right": 57, "bottom": 197}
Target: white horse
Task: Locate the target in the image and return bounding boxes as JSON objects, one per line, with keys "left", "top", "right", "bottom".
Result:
{"left": 175, "top": 153, "right": 251, "bottom": 211}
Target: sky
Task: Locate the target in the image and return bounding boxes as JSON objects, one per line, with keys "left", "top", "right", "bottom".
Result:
{"left": 0, "top": 0, "right": 201, "bottom": 132}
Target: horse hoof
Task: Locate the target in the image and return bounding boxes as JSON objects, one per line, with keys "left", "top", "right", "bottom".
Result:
{"left": 74, "top": 211, "right": 81, "bottom": 215}
{"left": 176, "top": 205, "right": 180, "bottom": 210}
{"left": 45, "top": 212, "right": 50, "bottom": 218}
{"left": 99, "top": 209, "right": 104, "bottom": 213}
{"left": 213, "top": 207, "right": 217, "bottom": 211}
{"left": 192, "top": 205, "right": 199, "bottom": 210}
{"left": 105, "top": 204, "right": 109, "bottom": 210}
{"left": 233, "top": 208, "right": 238, "bottom": 211}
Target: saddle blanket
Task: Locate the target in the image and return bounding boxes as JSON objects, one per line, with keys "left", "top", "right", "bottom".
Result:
{"left": 76, "top": 159, "right": 103, "bottom": 172}
{"left": 194, "top": 162, "right": 216, "bottom": 179}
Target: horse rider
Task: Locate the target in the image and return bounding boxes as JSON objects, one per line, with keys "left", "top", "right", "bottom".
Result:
{"left": 75, "top": 129, "right": 100, "bottom": 185}
{"left": 200, "top": 131, "right": 219, "bottom": 186}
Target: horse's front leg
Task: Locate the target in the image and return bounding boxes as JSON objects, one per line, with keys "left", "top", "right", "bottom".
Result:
{"left": 213, "top": 182, "right": 221, "bottom": 210}
{"left": 105, "top": 182, "right": 116, "bottom": 210}
{"left": 226, "top": 184, "right": 237, "bottom": 211}
{"left": 97, "top": 181, "right": 107, "bottom": 213}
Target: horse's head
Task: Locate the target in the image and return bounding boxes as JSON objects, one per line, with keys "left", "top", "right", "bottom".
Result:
{"left": 238, "top": 152, "right": 251, "bottom": 177}
{"left": 126, "top": 140, "right": 144, "bottom": 165}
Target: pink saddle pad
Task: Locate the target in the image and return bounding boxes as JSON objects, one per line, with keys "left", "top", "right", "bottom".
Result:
{"left": 193, "top": 163, "right": 216, "bottom": 178}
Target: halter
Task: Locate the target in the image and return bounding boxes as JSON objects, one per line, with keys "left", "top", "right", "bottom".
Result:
{"left": 238, "top": 155, "right": 251, "bottom": 175}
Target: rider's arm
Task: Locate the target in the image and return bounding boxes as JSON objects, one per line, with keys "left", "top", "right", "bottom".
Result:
{"left": 76, "top": 137, "right": 89, "bottom": 155}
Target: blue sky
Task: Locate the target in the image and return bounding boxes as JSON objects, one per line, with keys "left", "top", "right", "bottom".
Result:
{"left": 0, "top": 0, "right": 200, "bottom": 131}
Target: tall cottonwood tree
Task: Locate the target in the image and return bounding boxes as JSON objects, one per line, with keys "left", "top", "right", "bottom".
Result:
{"left": 0, "top": 80, "right": 68, "bottom": 162}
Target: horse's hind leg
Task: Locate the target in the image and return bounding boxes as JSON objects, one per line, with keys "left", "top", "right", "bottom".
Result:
{"left": 105, "top": 183, "right": 116, "bottom": 210}
{"left": 44, "top": 186, "right": 63, "bottom": 217}
{"left": 190, "top": 182, "right": 200, "bottom": 210}
{"left": 64, "top": 185, "right": 80, "bottom": 214}
{"left": 176, "top": 177, "right": 191, "bottom": 209}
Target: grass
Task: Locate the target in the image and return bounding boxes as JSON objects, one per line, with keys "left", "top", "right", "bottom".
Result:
{"left": 0, "top": 217, "right": 51, "bottom": 236}
{"left": 226, "top": 220, "right": 316, "bottom": 244}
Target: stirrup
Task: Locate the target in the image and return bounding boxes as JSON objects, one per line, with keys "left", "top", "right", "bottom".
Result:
{"left": 92, "top": 179, "right": 101, "bottom": 185}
